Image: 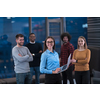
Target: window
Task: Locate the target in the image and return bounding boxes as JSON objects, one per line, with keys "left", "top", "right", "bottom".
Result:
{"left": 32, "top": 17, "right": 46, "bottom": 47}
{"left": 65, "top": 17, "right": 87, "bottom": 49}
{"left": 0, "top": 17, "right": 29, "bottom": 78}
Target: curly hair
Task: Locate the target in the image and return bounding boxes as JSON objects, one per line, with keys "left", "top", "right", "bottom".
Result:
{"left": 60, "top": 32, "right": 71, "bottom": 42}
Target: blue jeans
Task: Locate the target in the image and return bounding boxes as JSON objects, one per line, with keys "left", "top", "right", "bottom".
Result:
{"left": 16, "top": 72, "right": 31, "bottom": 84}
{"left": 30, "top": 67, "right": 40, "bottom": 84}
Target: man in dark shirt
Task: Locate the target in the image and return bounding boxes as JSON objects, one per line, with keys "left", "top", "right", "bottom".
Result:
{"left": 60, "top": 32, "right": 74, "bottom": 84}
{"left": 26, "top": 33, "right": 42, "bottom": 84}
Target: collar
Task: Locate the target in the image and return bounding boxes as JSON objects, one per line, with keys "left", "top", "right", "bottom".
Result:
{"left": 30, "top": 41, "right": 35, "bottom": 44}
{"left": 46, "top": 49, "right": 55, "bottom": 53}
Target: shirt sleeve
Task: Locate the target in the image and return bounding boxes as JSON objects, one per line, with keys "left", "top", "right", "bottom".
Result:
{"left": 72, "top": 50, "right": 79, "bottom": 65}
{"left": 59, "top": 46, "right": 63, "bottom": 58}
{"left": 35, "top": 43, "right": 43, "bottom": 58}
{"left": 68, "top": 44, "right": 74, "bottom": 66}
{"left": 12, "top": 48, "right": 29, "bottom": 62}
{"left": 40, "top": 53, "right": 52, "bottom": 74}
{"left": 26, "top": 47, "right": 33, "bottom": 62}
{"left": 69, "top": 44, "right": 74, "bottom": 59}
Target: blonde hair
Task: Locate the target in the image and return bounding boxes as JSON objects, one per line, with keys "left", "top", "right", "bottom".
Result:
{"left": 77, "top": 36, "right": 88, "bottom": 49}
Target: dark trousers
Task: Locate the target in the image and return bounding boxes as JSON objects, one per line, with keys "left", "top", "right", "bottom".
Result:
{"left": 30, "top": 67, "right": 40, "bottom": 84}
{"left": 45, "top": 74, "right": 61, "bottom": 84}
{"left": 75, "top": 70, "right": 90, "bottom": 84}
{"left": 62, "top": 65, "right": 74, "bottom": 84}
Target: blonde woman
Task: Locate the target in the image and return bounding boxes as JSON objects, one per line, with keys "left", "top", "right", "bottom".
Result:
{"left": 71, "top": 36, "right": 91, "bottom": 84}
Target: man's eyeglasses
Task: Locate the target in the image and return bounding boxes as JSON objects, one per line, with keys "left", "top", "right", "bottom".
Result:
{"left": 46, "top": 41, "right": 54, "bottom": 43}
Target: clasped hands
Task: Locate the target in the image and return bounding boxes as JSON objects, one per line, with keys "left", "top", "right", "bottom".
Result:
{"left": 52, "top": 68, "right": 61, "bottom": 74}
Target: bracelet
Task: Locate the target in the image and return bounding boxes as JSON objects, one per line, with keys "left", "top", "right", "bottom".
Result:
{"left": 76, "top": 60, "right": 78, "bottom": 63}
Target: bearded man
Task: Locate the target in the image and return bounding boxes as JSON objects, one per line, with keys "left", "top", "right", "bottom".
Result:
{"left": 12, "top": 34, "right": 33, "bottom": 84}
{"left": 60, "top": 32, "right": 74, "bottom": 84}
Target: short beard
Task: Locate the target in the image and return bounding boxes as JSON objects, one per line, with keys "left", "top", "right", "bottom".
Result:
{"left": 30, "top": 40, "right": 35, "bottom": 42}
{"left": 63, "top": 41, "right": 68, "bottom": 44}
{"left": 18, "top": 43, "right": 23, "bottom": 46}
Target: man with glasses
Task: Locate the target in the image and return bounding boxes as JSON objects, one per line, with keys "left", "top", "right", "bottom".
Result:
{"left": 26, "top": 33, "right": 42, "bottom": 84}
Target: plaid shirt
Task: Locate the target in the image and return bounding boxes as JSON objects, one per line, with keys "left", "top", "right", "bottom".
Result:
{"left": 60, "top": 42, "right": 74, "bottom": 66}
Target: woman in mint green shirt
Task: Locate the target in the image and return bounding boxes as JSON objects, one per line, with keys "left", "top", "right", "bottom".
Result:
{"left": 40, "top": 36, "right": 61, "bottom": 84}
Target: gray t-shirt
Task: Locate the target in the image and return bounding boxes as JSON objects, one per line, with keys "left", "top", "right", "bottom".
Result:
{"left": 12, "top": 46, "right": 33, "bottom": 73}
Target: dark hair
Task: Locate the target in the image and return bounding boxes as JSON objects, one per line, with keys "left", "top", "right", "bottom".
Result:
{"left": 29, "top": 33, "right": 35, "bottom": 36}
{"left": 77, "top": 36, "right": 88, "bottom": 49}
{"left": 60, "top": 32, "right": 71, "bottom": 42}
{"left": 43, "top": 36, "right": 55, "bottom": 52}
{"left": 16, "top": 34, "right": 24, "bottom": 39}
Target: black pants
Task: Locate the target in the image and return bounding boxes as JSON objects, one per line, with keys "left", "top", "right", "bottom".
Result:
{"left": 62, "top": 65, "right": 74, "bottom": 84}
{"left": 45, "top": 74, "right": 61, "bottom": 84}
{"left": 75, "top": 70, "right": 90, "bottom": 84}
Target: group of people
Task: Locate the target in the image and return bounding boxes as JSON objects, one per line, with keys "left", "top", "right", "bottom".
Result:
{"left": 12, "top": 33, "right": 42, "bottom": 84}
{"left": 12, "top": 32, "right": 91, "bottom": 84}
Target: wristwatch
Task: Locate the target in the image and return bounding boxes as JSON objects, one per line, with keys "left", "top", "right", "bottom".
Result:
{"left": 32, "top": 53, "right": 35, "bottom": 56}
{"left": 76, "top": 60, "right": 78, "bottom": 63}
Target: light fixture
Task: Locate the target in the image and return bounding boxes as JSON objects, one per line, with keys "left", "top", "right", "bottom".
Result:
{"left": 82, "top": 24, "right": 88, "bottom": 28}
{"left": 7, "top": 17, "right": 11, "bottom": 19}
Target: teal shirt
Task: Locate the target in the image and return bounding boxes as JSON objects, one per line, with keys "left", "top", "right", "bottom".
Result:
{"left": 40, "top": 49, "right": 60, "bottom": 74}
